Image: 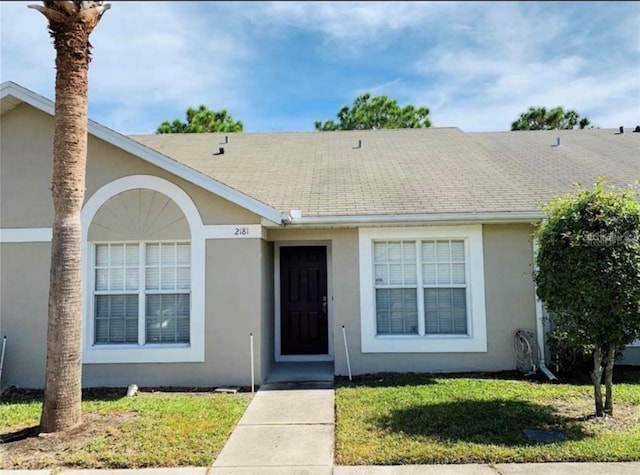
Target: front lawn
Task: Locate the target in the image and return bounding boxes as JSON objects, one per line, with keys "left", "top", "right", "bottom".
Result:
{"left": 336, "top": 369, "right": 640, "bottom": 465}
{"left": 1, "top": 387, "right": 251, "bottom": 470}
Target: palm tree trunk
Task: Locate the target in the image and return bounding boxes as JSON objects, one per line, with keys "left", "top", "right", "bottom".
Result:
{"left": 590, "top": 346, "right": 604, "bottom": 417}
{"left": 604, "top": 346, "right": 616, "bottom": 416}
{"left": 40, "top": 13, "right": 91, "bottom": 434}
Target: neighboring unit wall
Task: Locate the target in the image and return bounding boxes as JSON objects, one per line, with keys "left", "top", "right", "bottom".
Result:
{"left": 621, "top": 347, "right": 640, "bottom": 365}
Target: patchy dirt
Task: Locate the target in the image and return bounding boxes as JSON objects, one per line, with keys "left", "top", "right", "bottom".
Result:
{"left": 1, "top": 386, "right": 252, "bottom": 470}
{"left": 1, "top": 410, "right": 138, "bottom": 470}
{"left": 582, "top": 405, "right": 640, "bottom": 431}
{"left": 551, "top": 395, "right": 640, "bottom": 431}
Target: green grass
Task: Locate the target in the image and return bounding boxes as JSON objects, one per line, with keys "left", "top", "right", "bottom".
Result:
{"left": 1, "top": 388, "right": 251, "bottom": 469}
{"left": 336, "top": 369, "right": 640, "bottom": 465}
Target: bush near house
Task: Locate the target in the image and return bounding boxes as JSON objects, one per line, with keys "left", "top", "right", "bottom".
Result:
{"left": 534, "top": 180, "right": 640, "bottom": 417}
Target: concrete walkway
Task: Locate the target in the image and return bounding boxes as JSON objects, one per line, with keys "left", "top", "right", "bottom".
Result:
{"left": 335, "top": 464, "right": 640, "bottom": 474}
{"left": 210, "top": 381, "right": 335, "bottom": 474}
{"left": 11, "top": 462, "right": 640, "bottom": 474}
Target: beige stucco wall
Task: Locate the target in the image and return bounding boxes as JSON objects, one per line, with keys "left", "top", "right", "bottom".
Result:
{"left": 260, "top": 240, "right": 275, "bottom": 379}
{"left": 0, "top": 105, "right": 54, "bottom": 228}
{"left": 0, "top": 104, "right": 260, "bottom": 228}
{"left": 269, "top": 224, "right": 538, "bottom": 375}
{"left": 82, "top": 238, "right": 265, "bottom": 387}
{"left": 0, "top": 243, "right": 50, "bottom": 388}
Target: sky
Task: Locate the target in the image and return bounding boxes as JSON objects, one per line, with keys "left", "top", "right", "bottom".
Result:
{"left": 1, "top": 1, "right": 639, "bottom": 134}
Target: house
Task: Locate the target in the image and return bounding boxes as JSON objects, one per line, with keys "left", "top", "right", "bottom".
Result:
{"left": 1, "top": 81, "right": 638, "bottom": 389}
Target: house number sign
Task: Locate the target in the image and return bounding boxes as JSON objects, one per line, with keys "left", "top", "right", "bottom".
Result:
{"left": 204, "top": 224, "right": 262, "bottom": 239}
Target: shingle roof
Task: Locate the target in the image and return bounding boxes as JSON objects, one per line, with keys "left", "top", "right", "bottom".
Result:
{"left": 130, "top": 128, "right": 639, "bottom": 218}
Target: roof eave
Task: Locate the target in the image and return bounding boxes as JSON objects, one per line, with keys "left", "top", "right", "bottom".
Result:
{"left": 280, "top": 211, "right": 545, "bottom": 228}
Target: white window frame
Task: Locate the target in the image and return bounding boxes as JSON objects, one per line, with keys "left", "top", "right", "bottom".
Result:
{"left": 359, "top": 225, "right": 487, "bottom": 353}
{"left": 91, "top": 241, "right": 192, "bottom": 347}
{"left": 373, "top": 240, "right": 419, "bottom": 335}
{"left": 81, "top": 175, "right": 205, "bottom": 364}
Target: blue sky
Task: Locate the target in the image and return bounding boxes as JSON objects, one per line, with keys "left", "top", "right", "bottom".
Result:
{"left": 1, "top": 1, "right": 639, "bottom": 134}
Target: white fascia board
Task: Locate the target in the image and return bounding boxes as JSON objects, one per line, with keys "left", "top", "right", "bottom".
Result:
{"left": 286, "top": 211, "right": 544, "bottom": 227}
{"left": 1, "top": 81, "right": 55, "bottom": 115}
{"left": 0, "top": 82, "right": 284, "bottom": 225}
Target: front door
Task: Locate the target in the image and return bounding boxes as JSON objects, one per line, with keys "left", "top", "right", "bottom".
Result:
{"left": 280, "top": 246, "right": 328, "bottom": 355}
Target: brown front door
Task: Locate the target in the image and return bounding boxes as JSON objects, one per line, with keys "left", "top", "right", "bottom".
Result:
{"left": 280, "top": 246, "right": 328, "bottom": 355}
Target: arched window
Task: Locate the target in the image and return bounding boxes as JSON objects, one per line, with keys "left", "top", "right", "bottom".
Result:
{"left": 81, "top": 176, "right": 205, "bottom": 363}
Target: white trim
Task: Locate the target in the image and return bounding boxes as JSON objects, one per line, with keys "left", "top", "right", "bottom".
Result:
{"left": 274, "top": 241, "right": 334, "bottom": 362}
{"left": 1, "top": 81, "right": 55, "bottom": 115}
{"left": 532, "top": 238, "right": 557, "bottom": 379}
{"left": 533, "top": 239, "right": 546, "bottom": 362}
{"left": 287, "top": 211, "right": 543, "bottom": 227}
{"left": 1, "top": 81, "right": 283, "bottom": 225}
{"left": 0, "top": 227, "right": 52, "bottom": 243}
{"left": 278, "top": 354, "right": 334, "bottom": 363}
{"left": 202, "top": 224, "right": 263, "bottom": 239}
{"left": 81, "top": 175, "right": 205, "bottom": 364}
{"left": 358, "top": 225, "right": 487, "bottom": 353}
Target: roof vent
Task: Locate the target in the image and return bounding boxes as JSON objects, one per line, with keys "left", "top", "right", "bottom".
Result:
{"left": 213, "top": 147, "right": 224, "bottom": 155}
{"left": 556, "top": 137, "right": 561, "bottom": 147}
{"left": 619, "top": 126, "right": 624, "bottom": 134}
{"left": 353, "top": 139, "right": 362, "bottom": 149}
{"left": 634, "top": 125, "right": 640, "bottom": 133}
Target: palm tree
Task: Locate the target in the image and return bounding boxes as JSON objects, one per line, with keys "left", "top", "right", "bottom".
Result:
{"left": 29, "top": 0, "right": 110, "bottom": 433}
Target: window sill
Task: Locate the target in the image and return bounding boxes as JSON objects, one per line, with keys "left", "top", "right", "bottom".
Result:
{"left": 362, "top": 333, "right": 487, "bottom": 353}
{"left": 375, "top": 334, "right": 471, "bottom": 339}
{"left": 83, "top": 344, "right": 204, "bottom": 364}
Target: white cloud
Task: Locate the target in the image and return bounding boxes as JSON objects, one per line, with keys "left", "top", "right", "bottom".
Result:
{"left": 418, "top": 55, "right": 640, "bottom": 131}
{"left": 0, "top": 2, "right": 56, "bottom": 97}
{"left": 1, "top": 1, "right": 253, "bottom": 133}
{"left": 1, "top": 1, "right": 637, "bottom": 133}
{"left": 243, "top": 1, "right": 458, "bottom": 56}
{"left": 407, "top": 3, "right": 640, "bottom": 131}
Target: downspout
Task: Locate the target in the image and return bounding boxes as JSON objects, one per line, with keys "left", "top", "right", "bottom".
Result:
{"left": 533, "top": 239, "right": 557, "bottom": 381}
